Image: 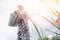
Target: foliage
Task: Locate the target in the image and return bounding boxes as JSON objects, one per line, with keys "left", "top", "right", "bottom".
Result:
{"left": 30, "top": 19, "right": 42, "bottom": 40}
{"left": 29, "top": 7, "right": 60, "bottom": 40}
{"left": 51, "top": 36, "right": 60, "bottom": 40}
{"left": 42, "top": 36, "right": 49, "bottom": 40}
{"left": 38, "top": 36, "right": 49, "bottom": 40}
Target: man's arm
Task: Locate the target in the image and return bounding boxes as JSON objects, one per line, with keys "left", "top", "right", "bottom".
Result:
{"left": 8, "top": 11, "right": 18, "bottom": 27}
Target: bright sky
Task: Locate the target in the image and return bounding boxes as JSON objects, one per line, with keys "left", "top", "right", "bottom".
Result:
{"left": 0, "top": 0, "right": 60, "bottom": 40}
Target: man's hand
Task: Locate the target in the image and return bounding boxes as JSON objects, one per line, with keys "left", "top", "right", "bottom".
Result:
{"left": 12, "top": 11, "right": 18, "bottom": 18}
{"left": 23, "top": 11, "right": 30, "bottom": 20}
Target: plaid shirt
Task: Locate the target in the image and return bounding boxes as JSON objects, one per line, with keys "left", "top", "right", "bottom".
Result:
{"left": 15, "top": 10, "right": 30, "bottom": 40}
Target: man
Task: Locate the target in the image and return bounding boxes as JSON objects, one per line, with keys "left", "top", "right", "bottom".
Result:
{"left": 8, "top": 5, "right": 30, "bottom": 40}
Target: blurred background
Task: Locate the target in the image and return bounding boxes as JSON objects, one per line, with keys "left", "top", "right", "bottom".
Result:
{"left": 0, "top": 0, "right": 60, "bottom": 40}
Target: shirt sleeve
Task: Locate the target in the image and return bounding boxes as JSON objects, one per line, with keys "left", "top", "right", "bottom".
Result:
{"left": 8, "top": 11, "right": 18, "bottom": 27}
{"left": 23, "top": 11, "right": 30, "bottom": 20}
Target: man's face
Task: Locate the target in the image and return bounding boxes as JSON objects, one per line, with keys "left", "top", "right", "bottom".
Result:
{"left": 18, "top": 6, "right": 24, "bottom": 11}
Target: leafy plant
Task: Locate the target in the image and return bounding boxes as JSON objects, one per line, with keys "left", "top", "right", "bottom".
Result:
{"left": 38, "top": 35, "right": 49, "bottom": 40}
{"left": 42, "top": 36, "right": 49, "bottom": 40}
{"left": 30, "top": 18, "right": 50, "bottom": 40}
{"left": 46, "top": 29, "right": 60, "bottom": 35}
{"left": 28, "top": 7, "right": 60, "bottom": 40}
{"left": 30, "top": 18, "right": 42, "bottom": 40}
{"left": 51, "top": 36, "right": 60, "bottom": 40}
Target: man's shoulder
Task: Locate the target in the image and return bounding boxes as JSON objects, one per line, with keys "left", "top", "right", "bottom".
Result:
{"left": 13, "top": 10, "right": 19, "bottom": 14}
{"left": 14, "top": 10, "right": 18, "bottom": 13}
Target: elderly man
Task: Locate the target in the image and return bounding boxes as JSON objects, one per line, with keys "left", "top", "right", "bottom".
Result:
{"left": 8, "top": 5, "right": 30, "bottom": 40}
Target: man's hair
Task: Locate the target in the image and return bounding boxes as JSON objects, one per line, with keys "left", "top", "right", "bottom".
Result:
{"left": 18, "top": 5, "right": 23, "bottom": 8}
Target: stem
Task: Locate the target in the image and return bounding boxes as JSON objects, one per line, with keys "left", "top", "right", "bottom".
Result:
{"left": 38, "top": 14, "right": 60, "bottom": 30}
{"left": 46, "top": 29, "right": 60, "bottom": 35}
{"left": 30, "top": 19, "right": 42, "bottom": 40}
